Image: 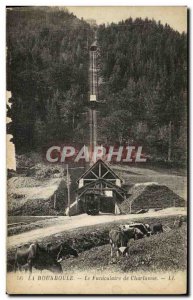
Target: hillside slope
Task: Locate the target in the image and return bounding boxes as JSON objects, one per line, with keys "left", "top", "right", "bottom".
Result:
{"left": 7, "top": 7, "right": 93, "bottom": 153}
{"left": 7, "top": 9, "right": 187, "bottom": 165}
{"left": 97, "top": 19, "right": 187, "bottom": 163}
{"left": 119, "top": 182, "right": 186, "bottom": 213}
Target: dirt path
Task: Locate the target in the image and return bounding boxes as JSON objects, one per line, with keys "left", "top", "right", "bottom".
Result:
{"left": 7, "top": 208, "right": 186, "bottom": 249}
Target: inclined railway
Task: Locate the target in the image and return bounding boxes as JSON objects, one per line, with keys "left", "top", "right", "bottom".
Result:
{"left": 89, "top": 38, "right": 99, "bottom": 158}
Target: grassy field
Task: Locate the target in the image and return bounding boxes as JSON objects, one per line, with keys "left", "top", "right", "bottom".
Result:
{"left": 62, "top": 225, "right": 187, "bottom": 273}
{"left": 7, "top": 215, "right": 187, "bottom": 273}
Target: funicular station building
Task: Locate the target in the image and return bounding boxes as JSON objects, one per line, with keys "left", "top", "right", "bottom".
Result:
{"left": 67, "top": 159, "right": 127, "bottom": 216}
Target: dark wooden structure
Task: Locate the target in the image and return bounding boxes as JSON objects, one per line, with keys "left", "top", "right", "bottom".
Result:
{"left": 68, "top": 159, "right": 127, "bottom": 215}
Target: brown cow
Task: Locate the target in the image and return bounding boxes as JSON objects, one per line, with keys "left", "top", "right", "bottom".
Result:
{"left": 152, "top": 223, "right": 163, "bottom": 234}
{"left": 109, "top": 227, "right": 143, "bottom": 257}
{"left": 178, "top": 216, "right": 187, "bottom": 228}
{"left": 119, "top": 224, "right": 145, "bottom": 239}
{"left": 14, "top": 243, "right": 62, "bottom": 273}
{"left": 125, "top": 223, "right": 151, "bottom": 236}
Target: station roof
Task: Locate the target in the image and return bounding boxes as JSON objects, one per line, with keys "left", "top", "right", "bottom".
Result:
{"left": 77, "top": 159, "right": 123, "bottom": 183}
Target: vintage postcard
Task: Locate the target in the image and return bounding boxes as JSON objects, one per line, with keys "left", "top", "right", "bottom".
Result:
{"left": 6, "top": 6, "right": 188, "bottom": 295}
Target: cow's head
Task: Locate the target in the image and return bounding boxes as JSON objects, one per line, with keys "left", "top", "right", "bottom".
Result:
{"left": 57, "top": 244, "right": 78, "bottom": 261}
{"left": 119, "top": 224, "right": 131, "bottom": 232}
{"left": 134, "top": 228, "right": 144, "bottom": 240}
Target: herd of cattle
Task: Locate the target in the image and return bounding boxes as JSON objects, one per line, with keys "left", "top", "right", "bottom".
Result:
{"left": 13, "top": 216, "right": 185, "bottom": 273}
{"left": 109, "top": 222, "right": 163, "bottom": 258}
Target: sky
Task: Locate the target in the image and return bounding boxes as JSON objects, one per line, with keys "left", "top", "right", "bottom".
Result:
{"left": 67, "top": 6, "right": 187, "bottom": 33}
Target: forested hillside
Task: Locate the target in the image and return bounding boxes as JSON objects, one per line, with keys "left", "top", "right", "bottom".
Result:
{"left": 7, "top": 7, "right": 93, "bottom": 153}
{"left": 7, "top": 8, "right": 187, "bottom": 165}
{"left": 97, "top": 19, "right": 187, "bottom": 164}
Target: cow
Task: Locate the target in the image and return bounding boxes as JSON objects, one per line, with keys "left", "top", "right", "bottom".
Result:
{"left": 119, "top": 225, "right": 144, "bottom": 239}
{"left": 178, "top": 216, "right": 187, "bottom": 228}
{"left": 109, "top": 228, "right": 128, "bottom": 258}
{"left": 134, "top": 228, "right": 145, "bottom": 239}
{"left": 152, "top": 223, "right": 163, "bottom": 234}
{"left": 46, "top": 242, "right": 78, "bottom": 262}
{"left": 14, "top": 243, "right": 62, "bottom": 273}
{"left": 109, "top": 226, "right": 144, "bottom": 257}
{"left": 127, "top": 223, "right": 151, "bottom": 236}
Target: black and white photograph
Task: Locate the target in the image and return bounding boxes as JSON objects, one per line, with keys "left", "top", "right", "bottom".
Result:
{"left": 6, "top": 6, "right": 187, "bottom": 294}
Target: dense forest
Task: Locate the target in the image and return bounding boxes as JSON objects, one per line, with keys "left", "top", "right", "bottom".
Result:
{"left": 7, "top": 7, "right": 187, "bottom": 165}
{"left": 97, "top": 19, "right": 187, "bottom": 164}
{"left": 7, "top": 7, "right": 94, "bottom": 153}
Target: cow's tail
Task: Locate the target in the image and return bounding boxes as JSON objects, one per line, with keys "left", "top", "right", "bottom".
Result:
{"left": 56, "top": 245, "right": 63, "bottom": 262}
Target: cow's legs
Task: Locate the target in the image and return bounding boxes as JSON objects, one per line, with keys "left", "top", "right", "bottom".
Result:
{"left": 28, "top": 260, "right": 33, "bottom": 273}
{"left": 116, "top": 248, "right": 120, "bottom": 257}
{"left": 110, "top": 240, "right": 114, "bottom": 257}
{"left": 29, "top": 265, "right": 32, "bottom": 273}
{"left": 110, "top": 243, "right": 113, "bottom": 257}
{"left": 126, "top": 247, "right": 129, "bottom": 257}
{"left": 24, "top": 263, "right": 29, "bottom": 273}
{"left": 18, "top": 264, "right": 22, "bottom": 272}
{"left": 14, "top": 261, "right": 18, "bottom": 272}
{"left": 110, "top": 246, "right": 113, "bottom": 257}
